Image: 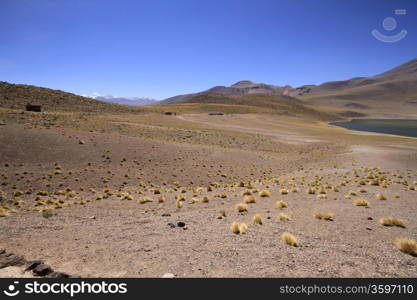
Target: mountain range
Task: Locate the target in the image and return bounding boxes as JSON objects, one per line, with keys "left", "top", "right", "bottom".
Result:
{"left": 158, "top": 57, "right": 417, "bottom": 108}
{"left": 83, "top": 93, "right": 157, "bottom": 106}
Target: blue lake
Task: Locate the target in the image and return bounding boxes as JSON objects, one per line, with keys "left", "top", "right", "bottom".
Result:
{"left": 330, "top": 119, "right": 417, "bottom": 138}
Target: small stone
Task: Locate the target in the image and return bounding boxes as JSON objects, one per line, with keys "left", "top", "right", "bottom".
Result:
{"left": 366, "top": 227, "right": 372, "bottom": 230}
{"left": 25, "top": 260, "right": 43, "bottom": 271}
{"left": 161, "top": 273, "right": 175, "bottom": 278}
{"left": 168, "top": 223, "right": 176, "bottom": 228}
{"left": 90, "top": 216, "right": 96, "bottom": 220}
{"left": 161, "top": 213, "right": 171, "bottom": 217}
{"left": 177, "top": 221, "right": 186, "bottom": 227}
{"left": 183, "top": 226, "right": 188, "bottom": 230}
{"left": 217, "top": 216, "right": 223, "bottom": 219}
{"left": 367, "top": 217, "right": 373, "bottom": 220}
{"left": 79, "top": 140, "right": 85, "bottom": 144}
{"left": 33, "top": 264, "right": 53, "bottom": 276}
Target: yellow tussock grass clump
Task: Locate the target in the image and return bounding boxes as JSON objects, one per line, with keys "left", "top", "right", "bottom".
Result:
{"left": 138, "top": 196, "right": 152, "bottom": 204}
{"left": 190, "top": 197, "right": 200, "bottom": 204}
{"left": 230, "top": 222, "right": 248, "bottom": 235}
{"left": 318, "top": 187, "right": 326, "bottom": 194}
{"left": 379, "top": 217, "right": 406, "bottom": 228}
{"left": 243, "top": 195, "right": 256, "bottom": 203}
{"left": 307, "top": 188, "right": 315, "bottom": 194}
{"left": 395, "top": 239, "right": 417, "bottom": 256}
{"left": 202, "top": 196, "right": 210, "bottom": 203}
{"left": 259, "top": 190, "right": 270, "bottom": 197}
{"left": 279, "top": 189, "right": 288, "bottom": 195}
{"left": 157, "top": 196, "right": 165, "bottom": 203}
{"left": 376, "top": 193, "right": 387, "bottom": 200}
{"left": 238, "top": 223, "right": 248, "bottom": 234}
{"left": 252, "top": 214, "right": 263, "bottom": 225}
{"left": 176, "top": 199, "right": 183, "bottom": 209}
{"left": 241, "top": 189, "right": 252, "bottom": 196}
{"left": 354, "top": 199, "right": 369, "bottom": 206}
{"left": 235, "top": 203, "right": 248, "bottom": 212}
{"left": 278, "top": 212, "right": 291, "bottom": 221}
{"left": 0, "top": 207, "right": 11, "bottom": 217}
{"left": 276, "top": 200, "right": 288, "bottom": 208}
{"left": 176, "top": 194, "right": 185, "bottom": 201}
{"left": 317, "top": 194, "right": 327, "bottom": 199}
{"left": 281, "top": 232, "right": 298, "bottom": 247}
{"left": 314, "top": 212, "right": 334, "bottom": 221}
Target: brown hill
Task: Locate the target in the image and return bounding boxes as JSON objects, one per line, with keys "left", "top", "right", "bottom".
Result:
{"left": 298, "top": 58, "right": 417, "bottom": 112}
{"left": 181, "top": 92, "right": 337, "bottom": 120}
{"left": 0, "top": 81, "right": 140, "bottom": 113}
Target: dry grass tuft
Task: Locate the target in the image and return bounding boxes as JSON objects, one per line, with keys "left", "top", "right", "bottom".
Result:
{"left": 235, "top": 203, "right": 248, "bottom": 212}
{"left": 276, "top": 200, "right": 288, "bottom": 209}
{"left": 376, "top": 193, "right": 387, "bottom": 200}
{"left": 0, "top": 207, "right": 11, "bottom": 217}
{"left": 252, "top": 214, "right": 263, "bottom": 225}
{"left": 307, "top": 188, "right": 315, "bottom": 194}
{"left": 238, "top": 223, "right": 248, "bottom": 234}
{"left": 281, "top": 232, "right": 298, "bottom": 247}
{"left": 395, "top": 238, "right": 417, "bottom": 256}
{"left": 317, "top": 194, "right": 327, "bottom": 199}
{"left": 279, "top": 189, "right": 288, "bottom": 195}
{"left": 241, "top": 189, "right": 252, "bottom": 196}
{"left": 379, "top": 217, "right": 406, "bottom": 228}
{"left": 190, "top": 197, "right": 200, "bottom": 204}
{"left": 138, "top": 196, "right": 152, "bottom": 204}
{"left": 278, "top": 212, "right": 291, "bottom": 221}
{"left": 354, "top": 199, "right": 369, "bottom": 206}
{"left": 230, "top": 222, "right": 240, "bottom": 234}
{"left": 243, "top": 195, "right": 256, "bottom": 203}
{"left": 175, "top": 199, "right": 183, "bottom": 209}
{"left": 314, "top": 212, "right": 334, "bottom": 221}
{"left": 259, "top": 190, "right": 270, "bottom": 197}
{"left": 231, "top": 222, "right": 248, "bottom": 235}
{"left": 219, "top": 210, "right": 226, "bottom": 217}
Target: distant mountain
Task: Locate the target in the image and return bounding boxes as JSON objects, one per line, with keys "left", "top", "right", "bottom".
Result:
{"left": 158, "top": 57, "right": 417, "bottom": 109}
{"left": 83, "top": 93, "right": 157, "bottom": 106}
{"left": 157, "top": 81, "right": 298, "bottom": 105}
{"left": 297, "top": 57, "right": 417, "bottom": 106}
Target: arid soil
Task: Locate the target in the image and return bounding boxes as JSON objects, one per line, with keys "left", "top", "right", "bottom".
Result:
{"left": 0, "top": 110, "right": 416, "bottom": 277}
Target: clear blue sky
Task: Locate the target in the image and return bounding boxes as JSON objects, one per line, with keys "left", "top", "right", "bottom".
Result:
{"left": 1, "top": 0, "right": 416, "bottom": 99}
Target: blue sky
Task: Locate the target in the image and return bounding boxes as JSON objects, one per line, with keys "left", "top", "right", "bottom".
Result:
{"left": 1, "top": 0, "right": 416, "bottom": 100}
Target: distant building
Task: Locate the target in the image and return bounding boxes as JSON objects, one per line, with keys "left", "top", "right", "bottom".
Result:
{"left": 164, "top": 111, "right": 176, "bottom": 115}
{"left": 26, "top": 104, "right": 42, "bottom": 112}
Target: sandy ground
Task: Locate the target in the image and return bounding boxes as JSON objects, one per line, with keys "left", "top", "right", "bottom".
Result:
{"left": 0, "top": 112, "right": 416, "bottom": 277}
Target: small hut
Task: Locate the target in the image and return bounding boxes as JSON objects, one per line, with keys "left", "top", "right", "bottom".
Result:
{"left": 26, "top": 104, "right": 42, "bottom": 112}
